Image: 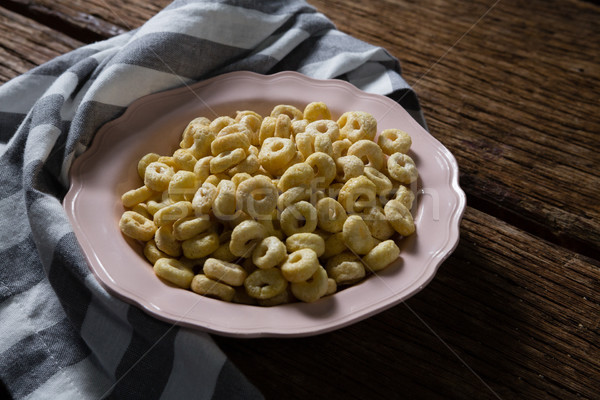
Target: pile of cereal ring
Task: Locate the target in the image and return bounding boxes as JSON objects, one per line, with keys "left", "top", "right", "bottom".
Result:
{"left": 119, "top": 102, "right": 418, "bottom": 306}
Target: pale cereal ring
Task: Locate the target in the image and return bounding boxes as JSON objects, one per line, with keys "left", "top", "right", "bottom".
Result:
{"left": 144, "top": 161, "right": 174, "bottom": 192}
{"left": 285, "top": 233, "right": 325, "bottom": 257}
{"left": 224, "top": 210, "right": 253, "bottom": 230}
{"left": 316, "top": 197, "right": 347, "bottom": 233}
{"left": 146, "top": 194, "right": 174, "bottom": 216}
{"left": 230, "top": 172, "right": 252, "bottom": 187}
{"left": 337, "top": 111, "right": 377, "bottom": 142}
{"left": 384, "top": 199, "right": 415, "bottom": 236}
{"left": 271, "top": 104, "right": 303, "bottom": 121}
{"left": 325, "top": 278, "right": 337, "bottom": 296}
{"left": 332, "top": 138, "right": 352, "bottom": 160}
{"left": 153, "top": 201, "right": 193, "bottom": 227}
{"left": 364, "top": 166, "right": 393, "bottom": 197}
{"left": 257, "top": 215, "right": 285, "bottom": 241}
{"left": 192, "top": 181, "right": 218, "bottom": 216}
{"left": 137, "top": 153, "right": 160, "bottom": 179}
{"left": 303, "top": 101, "right": 332, "bottom": 122}
{"left": 291, "top": 119, "right": 308, "bottom": 136}
{"left": 305, "top": 152, "right": 336, "bottom": 188}
{"left": 321, "top": 232, "right": 347, "bottom": 259}
{"left": 191, "top": 274, "right": 235, "bottom": 302}
{"left": 335, "top": 155, "right": 364, "bottom": 183}
{"left": 252, "top": 236, "right": 287, "bottom": 269}
{"left": 180, "top": 117, "right": 210, "bottom": 149}
{"left": 143, "top": 239, "right": 169, "bottom": 265}
{"left": 193, "top": 156, "right": 212, "bottom": 183}
{"left": 281, "top": 248, "right": 320, "bottom": 282}
{"left": 258, "top": 137, "right": 296, "bottom": 175}
{"left": 182, "top": 231, "right": 220, "bottom": 259}
{"left": 154, "top": 258, "right": 194, "bottom": 289}
{"left": 155, "top": 225, "right": 182, "bottom": 257}
{"left": 294, "top": 132, "right": 315, "bottom": 160}
{"left": 305, "top": 119, "right": 339, "bottom": 142}
{"left": 235, "top": 111, "right": 262, "bottom": 146}
{"left": 348, "top": 139, "right": 384, "bottom": 171}
{"left": 387, "top": 153, "right": 418, "bottom": 184}
{"left": 120, "top": 211, "right": 156, "bottom": 241}
{"left": 362, "top": 240, "right": 401, "bottom": 272}
{"left": 325, "top": 252, "right": 366, "bottom": 285}
{"left": 394, "top": 184, "right": 415, "bottom": 210}
{"left": 121, "top": 185, "right": 154, "bottom": 208}
{"left": 362, "top": 206, "right": 395, "bottom": 241}
{"left": 209, "top": 116, "right": 235, "bottom": 135}
{"left": 229, "top": 220, "right": 268, "bottom": 257}
{"left": 337, "top": 175, "right": 377, "bottom": 213}
{"left": 173, "top": 215, "right": 212, "bottom": 241}
{"left": 280, "top": 201, "right": 318, "bottom": 236}
{"left": 236, "top": 175, "right": 278, "bottom": 218}
{"left": 258, "top": 115, "right": 293, "bottom": 143}
{"left": 173, "top": 149, "right": 198, "bottom": 171}
{"left": 290, "top": 266, "right": 328, "bottom": 303}
{"left": 157, "top": 156, "right": 177, "bottom": 169}
{"left": 131, "top": 203, "right": 152, "bottom": 219}
{"left": 313, "top": 134, "right": 333, "bottom": 156}
{"left": 235, "top": 110, "right": 262, "bottom": 123}
{"left": 227, "top": 153, "right": 259, "bottom": 175}
{"left": 213, "top": 180, "right": 238, "bottom": 220}
{"left": 168, "top": 170, "right": 198, "bottom": 202}
{"left": 326, "top": 183, "right": 344, "bottom": 200}
{"left": 211, "top": 129, "right": 250, "bottom": 156}
{"left": 189, "top": 126, "right": 216, "bottom": 159}
{"left": 203, "top": 258, "right": 248, "bottom": 286}
{"left": 277, "top": 186, "right": 310, "bottom": 211}
{"left": 378, "top": 128, "right": 412, "bottom": 155}
{"left": 204, "top": 173, "right": 229, "bottom": 186}
{"left": 277, "top": 162, "right": 314, "bottom": 192}
{"left": 244, "top": 268, "right": 288, "bottom": 300}
{"left": 257, "top": 287, "right": 294, "bottom": 306}
{"left": 342, "top": 215, "right": 375, "bottom": 255}
{"left": 211, "top": 242, "right": 238, "bottom": 263}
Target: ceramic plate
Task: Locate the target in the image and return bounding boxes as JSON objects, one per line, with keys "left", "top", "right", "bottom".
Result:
{"left": 63, "top": 71, "right": 466, "bottom": 337}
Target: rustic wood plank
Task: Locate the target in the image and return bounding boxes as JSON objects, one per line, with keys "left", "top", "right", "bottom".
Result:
{"left": 0, "top": 6, "right": 82, "bottom": 84}
{"left": 308, "top": 0, "right": 600, "bottom": 257}
{"left": 215, "top": 207, "right": 600, "bottom": 399}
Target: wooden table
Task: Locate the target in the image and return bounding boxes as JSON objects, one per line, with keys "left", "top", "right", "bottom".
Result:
{"left": 2, "top": 0, "right": 598, "bottom": 398}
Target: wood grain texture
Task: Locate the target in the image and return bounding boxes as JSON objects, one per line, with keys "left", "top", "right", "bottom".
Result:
{"left": 309, "top": 0, "right": 600, "bottom": 257}
{"left": 0, "top": 7, "right": 82, "bottom": 83}
{"left": 215, "top": 207, "right": 600, "bottom": 399}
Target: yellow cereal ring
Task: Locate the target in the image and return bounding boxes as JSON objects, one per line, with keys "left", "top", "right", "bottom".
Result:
{"left": 342, "top": 215, "right": 375, "bottom": 255}
{"left": 180, "top": 117, "right": 210, "bottom": 149}
{"left": 211, "top": 242, "right": 238, "bottom": 263}
{"left": 227, "top": 153, "right": 259, "bottom": 175}
{"left": 364, "top": 166, "right": 392, "bottom": 197}
{"left": 270, "top": 104, "right": 303, "bottom": 121}
{"left": 325, "top": 278, "right": 337, "bottom": 296}
{"left": 173, "top": 149, "right": 198, "bottom": 171}
{"left": 290, "top": 266, "right": 328, "bottom": 303}
{"left": 146, "top": 195, "right": 174, "bottom": 216}
{"left": 230, "top": 172, "right": 252, "bottom": 187}
{"left": 168, "top": 170, "right": 198, "bottom": 202}
{"left": 303, "top": 101, "right": 332, "bottom": 122}
{"left": 258, "top": 137, "right": 295, "bottom": 175}
{"left": 189, "top": 126, "right": 216, "bottom": 159}
{"left": 362, "top": 240, "right": 401, "bottom": 272}
{"left": 335, "top": 155, "right": 364, "bottom": 183}
{"left": 387, "top": 153, "right": 418, "bottom": 184}
{"left": 182, "top": 231, "right": 220, "bottom": 259}
{"left": 277, "top": 162, "right": 314, "bottom": 192}
{"left": 285, "top": 233, "right": 325, "bottom": 257}
{"left": 256, "top": 287, "right": 294, "bottom": 306}
{"left": 236, "top": 175, "right": 278, "bottom": 219}
{"left": 153, "top": 201, "right": 193, "bottom": 227}
{"left": 191, "top": 274, "right": 235, "bottom": 302}
{"left": 362, "top": 206, "right": 395, "bottom": 241}
{"left": 203, "top": 258, "right": 247, "bottom": 286}
{"left": 280, "top": 201, "right": 318, "bottom": 236}
{"left": 252, "top": 236, "right": 287, "bottom": 269}
{"left": 244, "top": 268, "right": 288, "bottom": 300}
{"left": 337, "top": 111, "right": 377, "bottom": 142}
{"left": 119, "top": 211, "right": 156, "bottom": 241}
{"left": 281, "top": 248, "right": 320, "bottom": 282}
{"left": 332, "top": 138, "right": 352, "bottom": 160}
{"left": 143, "top": 239, "right": 169, "bottom": 265}
{"left": 208, "top": 116, "right": 235, "bottom": 135}
{"left": 321, "top": 232, "right": 347, "bottom": 259}
{"left": 378, "top": 129, "right": 412, "bottom": 155}
{"left": 144, "top": 161, "right": 174, "bottom": 192}
{"left": 173, "top": 215, "right": 212, "bottom": 241}
{"left": 294, "top": 132, "right": 315, "bottom": 160}
{"left": 193, "top": 156, "right": 212, "bottom": 184}
{"left": 305, "top": 119, "right": 339, "bottom": 142}
{"left": 316, "top": 197, "right": 347, "bottom": 233}
{"left": 337, "top": 175, "right": 377, "bottom": 213}
{"left": 384, "top": 199, "right": 415, "bottom": 236}
{"left": 155, "top": 225, "right": 182, "bottom": 257}
{"left": 305, "top": 152, "right": 336, "bottom": 189}
{"left": 153, "top": 258, "right": 194, "bottom": 289}
{"left": 269, "top": 151, "right": 304, "bottom": 177}
{"left": 229, "top": 220, "right": 268, "bottom": 257}
{"left": 394, "top": 185, "right": 415, "bottom": 210}
{"left": 213, "top": 180, "right": 238, "bottom": 220}
{"left": 276, "top": 186, "right": 310, "bottom": 211}
{"left": 131, "top": 203, "right": 152, "bottom": 220}
{"left": 348, "top": 140, "right": 384, "bottom": 171}
{"left": 325, "top": 252, "right": 366, "bottom": 285}
{"left": 137, "top": 153, "right": 160, "bottom": 180}
{"left": 211, "top": 129, "right": 250, "bottom": 156}
{"left": 121, "top": 185, "right": 154, "bottom": 208}
{"left": 291, "top": 119, "right": 308, "bottom": 136}
{"left": 192, "top": 182, "right": 218, "bottom": 216}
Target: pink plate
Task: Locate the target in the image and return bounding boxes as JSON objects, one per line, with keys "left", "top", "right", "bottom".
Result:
{"left": 63, "top": 71, "right": 466, "bottom": 337}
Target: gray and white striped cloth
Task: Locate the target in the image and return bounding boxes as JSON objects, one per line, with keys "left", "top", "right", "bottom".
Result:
{"left": 0, "top": 0, "right": 424, "bottom": 398}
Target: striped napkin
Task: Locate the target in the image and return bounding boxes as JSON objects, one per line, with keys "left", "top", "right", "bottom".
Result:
{"left": 0, "top": 0, "right": 423, "bottom": 398}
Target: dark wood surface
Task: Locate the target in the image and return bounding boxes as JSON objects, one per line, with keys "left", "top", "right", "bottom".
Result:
{"left": 2, "top": 1, "right": 598, "bottom": 399}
